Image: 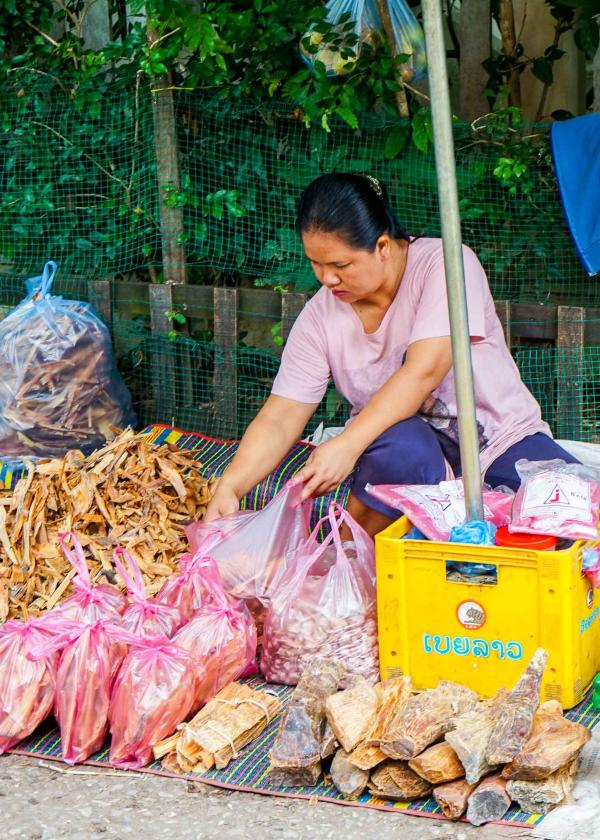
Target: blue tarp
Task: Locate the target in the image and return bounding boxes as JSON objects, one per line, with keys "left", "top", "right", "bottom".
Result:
{"left": 550, "top": 113, "right": 600, "bottom": 277}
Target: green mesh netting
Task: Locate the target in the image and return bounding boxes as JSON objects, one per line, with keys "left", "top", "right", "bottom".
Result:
{"left": 1, "top": 82, "right": 599, "bottom": 446}
{"left": 0, "top": 83, "right": 593, "bottom": 302}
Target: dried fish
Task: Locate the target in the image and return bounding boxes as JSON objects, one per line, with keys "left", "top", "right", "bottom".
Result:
{"left": 0, "top": 429, "right": 216, "bottom": 621}
{"left": 486, "top": 648, "right": 548, "bottom": 765}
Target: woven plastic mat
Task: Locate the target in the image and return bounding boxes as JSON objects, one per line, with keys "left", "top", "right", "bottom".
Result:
{"left": 8, "top": 674, "right": 600, "bottom": 827}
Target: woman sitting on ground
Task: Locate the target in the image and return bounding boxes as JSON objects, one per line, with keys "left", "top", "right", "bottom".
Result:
{"left": 205, "top": 173, "right": 577, "bottom": 536}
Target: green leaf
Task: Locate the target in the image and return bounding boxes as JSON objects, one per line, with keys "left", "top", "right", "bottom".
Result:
{"left": 75, "top": 238, "right": 93, "bottom": 250}
{"left": 531, "top": 57, "right": 553, "bottom": 86}
{"left": 384, "top": 125, "right": 409, "bottom": 159}
{"left": 336, "top": 106, "right": 358, "bottom": 130}
{"left": 575, "top": 19, "right": 599, "bottom": 59}
{"left": 411, "top": 108, "right": 433, "bottom": 153}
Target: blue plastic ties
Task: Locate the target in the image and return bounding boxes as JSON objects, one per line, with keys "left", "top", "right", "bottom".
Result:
{"left": 449, "top": 520, "right": 497, "bottom": 546}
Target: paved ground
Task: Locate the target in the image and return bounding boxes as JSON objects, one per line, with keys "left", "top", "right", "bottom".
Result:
{"left": 1, "top": 755, "right": 533, "bottom": 840}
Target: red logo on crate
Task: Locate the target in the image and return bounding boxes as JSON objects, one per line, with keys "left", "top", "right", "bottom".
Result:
{"left": 456, "top": 600, "right": 486, "bottom": 630}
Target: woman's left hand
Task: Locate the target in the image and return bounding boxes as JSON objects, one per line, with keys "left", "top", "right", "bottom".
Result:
{"left": 298, "top": 435, "right": 360, "bottom": 501}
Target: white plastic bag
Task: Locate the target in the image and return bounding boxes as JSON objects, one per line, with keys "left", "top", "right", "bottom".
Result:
{"left": 261, "top": 503, "right": 378, "bottom": 686}
{"left": 510, "top": 459, "right": 600, "bottom": 540}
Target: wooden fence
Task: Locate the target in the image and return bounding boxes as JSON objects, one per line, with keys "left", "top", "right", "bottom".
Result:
{"left": 87, "top": 279, "right": 595, "bottom": 440}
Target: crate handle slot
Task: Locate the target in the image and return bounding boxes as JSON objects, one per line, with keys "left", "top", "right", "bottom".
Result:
{"left": 445, "top": 560, "right": 498, "bottom": 585}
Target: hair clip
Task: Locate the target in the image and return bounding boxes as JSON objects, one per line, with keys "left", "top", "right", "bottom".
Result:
{"left": 365, "top": 174, "right": 382, "bottom": 196}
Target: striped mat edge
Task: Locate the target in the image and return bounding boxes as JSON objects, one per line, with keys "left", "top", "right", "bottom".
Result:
{"left": 8, "top": 674, "right": 600, "bottom": 828}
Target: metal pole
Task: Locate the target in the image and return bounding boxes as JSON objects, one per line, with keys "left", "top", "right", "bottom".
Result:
{"left": 421, "top": 0, "right": 485, "bottom": 521}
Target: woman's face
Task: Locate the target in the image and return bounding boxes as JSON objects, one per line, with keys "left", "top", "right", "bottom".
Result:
{"left": 302, "top": 230, "right": 391, "bottom": 303}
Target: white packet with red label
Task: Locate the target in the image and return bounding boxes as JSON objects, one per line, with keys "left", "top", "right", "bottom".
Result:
{"left": 510, "top": 459, "right": 600, "bottom": 540}
{"left": 365, "top": 479, "right": 514, "bottom": 542}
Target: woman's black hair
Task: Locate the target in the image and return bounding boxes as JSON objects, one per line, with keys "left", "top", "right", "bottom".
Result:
{"left": 295, "top": 173, "right": 410, "bottom": 251}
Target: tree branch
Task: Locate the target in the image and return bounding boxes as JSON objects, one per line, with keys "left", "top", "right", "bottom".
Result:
{"left": 375, "top": 0, "right": 409, "bottom": 117}
{"left": 498, "top": 0, "right": 521, "bottom": 107}
{"left": 21, "top": 18, "right": 60, "bottom": 48}
{"left": 534, "top": 17, "right": 563, "bottom": 122}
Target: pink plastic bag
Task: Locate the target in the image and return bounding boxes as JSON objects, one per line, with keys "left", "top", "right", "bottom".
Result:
{"left": 510, "top": 459, "right": 600, "bottom": 540}
{"left": 0, "top": 617, "right": 59, "bottom": 754}
{"left": 366, "top": 480, "right": 514, "bottom": 542}
{"left": 108, "top": 631, "right": 197, "bottom": 769}
{"left": 113, "top": 548, "right": 183, "bottom": 638}
{"left": 155, "top": 536, "right": 223, "bottom": 621}
{"left": 261, "top": 503, "right": 378, "bottom": 687}
{"left": 56, "top": 532, "right": 126, "bottom": 623}
{"left": 31, "top": 618, "right": 125, "bottom": 764}
{"left": 173, "top": 573, "right": 257, "bottom": 708}
{"left": 185, "top": 481, "right": 311, "bottom": 610}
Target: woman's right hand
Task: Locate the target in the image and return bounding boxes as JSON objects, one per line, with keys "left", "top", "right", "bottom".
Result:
{"left": 204, "top": 480, "right": 240, "bottom": 522}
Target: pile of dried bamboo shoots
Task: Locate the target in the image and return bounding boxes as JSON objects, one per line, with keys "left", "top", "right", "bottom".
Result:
{"left": 267, "top": 650, "right": 591, "bottom": 823}
{"left": 0, "top": 428, "right": 216, "bottom": 622}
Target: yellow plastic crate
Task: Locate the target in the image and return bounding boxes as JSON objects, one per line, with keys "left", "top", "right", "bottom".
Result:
{"left": 376, "top": 516, "right": 600, "bottom": 709}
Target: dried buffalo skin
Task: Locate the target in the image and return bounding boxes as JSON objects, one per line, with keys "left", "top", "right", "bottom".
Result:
{"left": 502, "top": 701, "right": 591, "bottom": 781}
{"left": 269, "top": 658, "right": 344, "bottom": 787}
{"left": 330, "top": 749, "right": 369, "bottom": 800}
{"left": 466, "top": 773, "right": 511, "bottom": 826}
{"left": 408, "top": 741, "right": 465, "bottom": 785}
{"left": 485, "top": 648, "right": 548, "bottom": 765}
{"left": 445, "top": 689, "right": 509, "bottom": 784}
{"left": 381, "top": 681, "right": 478, "bottom": 760}
{"left": 506, "top": 758, "right": 578, "bottom": 815}
{"left": 434, "top": 779, "right": 478, "bottom": 819}
{"left": 369, "top": 760, "right": 432, "bottom": 801}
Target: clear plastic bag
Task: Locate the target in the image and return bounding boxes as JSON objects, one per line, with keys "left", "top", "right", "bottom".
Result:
{"left": 56, "top": 532, "right": 127, "bottom": 623}
{"left": 31, "top": 618, "right": 125, "bottom": 765}
{"left": 172, "top": 571, "right": 257, "bottom": 709}
{"left": 113, "top": 548, "right": 183, "bottom": 638}
{"left": 0, "top": 261, "right": 135, "bottom": 462}
{"left": 366, "top": 480, "right": 514, "bottom": 542}
{"left": 186, "top": 481, "right": 311, "bottom": 611}
{"left": 108, "top": 631, "right": 197, "bottom": 769}
{"left": 261, "top": 503, "right": 378, "bottom": 687}
{"left": 510, "top": 459, "right": 600, "bottom": 541}
{"left": 0, "top": 617, "right": 59, "bottom": 754}
{"left": 300, "top": 0, "right": 426, "bottom": 81}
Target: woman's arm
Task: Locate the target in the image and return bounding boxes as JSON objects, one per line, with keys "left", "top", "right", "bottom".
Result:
{"left": 204, "top": 394, "right": 318, "bottom": 520}
{"left": 298, "top": 335, "right": 453, "bottom": 500}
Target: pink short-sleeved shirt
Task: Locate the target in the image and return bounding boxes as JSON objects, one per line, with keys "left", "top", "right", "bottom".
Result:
{"left": 271, "top": 237, "right": 551, "bottom": 475}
